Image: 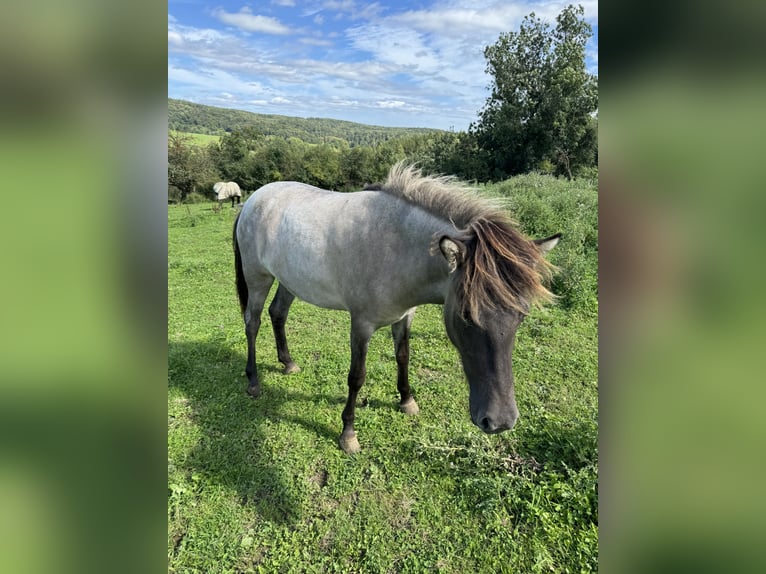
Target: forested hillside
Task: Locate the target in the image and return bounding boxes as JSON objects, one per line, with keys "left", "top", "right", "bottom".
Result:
{"left": 168, "top": 99, "right": 441, "bottom": 147}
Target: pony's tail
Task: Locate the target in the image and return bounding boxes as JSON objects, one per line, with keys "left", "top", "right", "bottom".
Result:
{"left": 233, "top": 212, "right": 248, "bottom": 315}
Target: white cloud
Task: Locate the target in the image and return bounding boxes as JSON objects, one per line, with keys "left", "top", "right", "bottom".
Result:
{"left": 167, "top": 22, "right": 230, "bottom": 47}
{"left": 347, "top": 25, "right": 441, "bottom": 74}
{"left": 169, "top": 61, "right": 268, "bottom": 96}
{"left": 168, "top": 30, "right": 183, "bottom": 46}
{"left": 390, "top": 5, "right": 525, "bottom": 35}
{"left": 329, "top": 98, "right": 360, "bottom": 108}
{"left": 375, "top": 100, "right": 406, "bottom": 109}
{"left": 213, "top": 7, "right": 291, "bottom": 35}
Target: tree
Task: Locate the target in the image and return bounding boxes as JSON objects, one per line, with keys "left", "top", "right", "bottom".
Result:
{"left": 168, "top": 133, "right": 194, "bottom": 200}
{"left": 471, "top": 4, "right": 597, "bottom": 179}
{"left": 303, "top": 144, "right": 342, "bottom": 189}
{"left": 167, "top": 133, "right": 218, "bottom": 201}
{"left": 210, "top": 127, "right": 264, "bottom": 190}
{"left": 341, "top": 145, "right": 376, "bottom": 188}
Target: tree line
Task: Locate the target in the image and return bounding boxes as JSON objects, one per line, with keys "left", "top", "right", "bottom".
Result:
{"left": 169, "top": 5, "right": 597, "bottom": 202}
{"left": 169, "top": 98, "right": 439, "bottom": 147}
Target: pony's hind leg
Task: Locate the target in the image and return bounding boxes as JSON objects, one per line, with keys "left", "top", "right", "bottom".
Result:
{"left": 268, "top": 283, "right": 300, "bottom": 374}
{"left": 243, "top": 276, "right": 274, "bottom": 397}
{"left": 392, "top": 308, "right": 419, "bottom": 415}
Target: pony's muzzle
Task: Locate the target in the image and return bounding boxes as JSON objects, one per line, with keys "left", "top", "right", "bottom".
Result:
{"left": 474, "top": 408, "right": 518, "bottom": 434}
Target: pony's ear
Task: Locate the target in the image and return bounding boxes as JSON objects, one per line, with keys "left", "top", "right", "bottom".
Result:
{"left": 534, "top": 233, "right": 561, "bottom": 255}
{"left": 439, "top": 236, "right": 467, "bottom": 273}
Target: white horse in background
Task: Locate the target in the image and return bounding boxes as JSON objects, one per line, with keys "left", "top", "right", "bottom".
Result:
{"left": 214, "top": 181, "right": 242, "bottom": 207}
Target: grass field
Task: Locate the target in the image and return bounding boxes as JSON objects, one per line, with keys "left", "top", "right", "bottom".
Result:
{"left": 170, "top": 130, "right": 222, "bottom": 147}
{"left": 168, "top": 175, "right": 598, "bottom": 573}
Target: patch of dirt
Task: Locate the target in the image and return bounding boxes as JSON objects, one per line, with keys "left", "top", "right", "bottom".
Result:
{"left": 309, "top": 468, "right": 329, "bottom": 488}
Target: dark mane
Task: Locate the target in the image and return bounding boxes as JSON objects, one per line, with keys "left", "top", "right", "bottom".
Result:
{"left": 380, "top": 162, "right": 555, "bottom": 322}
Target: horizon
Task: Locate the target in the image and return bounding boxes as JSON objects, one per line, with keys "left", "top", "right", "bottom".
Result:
{"left": 169, "top": 97, "right": 449, "bottom": 132}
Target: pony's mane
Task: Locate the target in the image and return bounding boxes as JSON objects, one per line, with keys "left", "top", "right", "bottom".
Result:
{"left": 380, "top": 162, "right": 555, "bottom": 322}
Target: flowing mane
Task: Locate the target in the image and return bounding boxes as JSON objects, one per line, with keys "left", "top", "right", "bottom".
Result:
{"left": 379, "top": 162, "right": 555, "bottom": 322}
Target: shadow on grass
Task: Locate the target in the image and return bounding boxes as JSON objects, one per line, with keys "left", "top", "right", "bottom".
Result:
{"left": 170, "top": 341, "right": 324, "bottom": 525}
{"left": 169, "top": 340, "right": 380, "bottom": 525}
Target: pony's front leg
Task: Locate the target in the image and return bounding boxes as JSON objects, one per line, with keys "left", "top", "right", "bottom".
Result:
{"left": 392, "top": 308, "right": 419, "bottom": 415}
{"left": 339, "top": 321, "right": 374, "bottom": 454}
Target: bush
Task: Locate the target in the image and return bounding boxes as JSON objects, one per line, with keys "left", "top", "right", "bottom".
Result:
{"left": 168, "top": 185, "right": 182, "bottom": 204}
{"left": 183, "top": 192, "right": 209, "bottom": 204}
{"left": 488, "top": 174, "right": 598, "bottom": 312}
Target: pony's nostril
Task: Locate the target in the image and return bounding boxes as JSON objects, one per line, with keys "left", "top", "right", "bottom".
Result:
{"left": 477, "top": 414, "right": 516, "bottom": 434}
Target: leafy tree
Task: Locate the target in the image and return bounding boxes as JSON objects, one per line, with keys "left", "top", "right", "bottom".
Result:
{"left": 341, "top": 145, "right": 376, "bottom": 188}
{"left": 371, "top": 140, "right": 406, "bottom": 180}
{"left": 471, "top": 4, "right": 597, "bottom": 179}
{"left": 209, "top": 127, "right": 264, "bottom": 190}
{"left": 168, "top": 133, "right": 194, "bottom": 200}
{"left": 303, "top": 144, "right": 342, "bottom": 189}
{"left": 168, "top": 132, "right": 219, "bottom": 201}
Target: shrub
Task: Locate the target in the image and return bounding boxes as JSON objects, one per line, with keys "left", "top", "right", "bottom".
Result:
{"left": 168, "top": 185, "right": 182, "bottom": 204}
{"left": 489, "top": 174, "right": 598, "bottom": 312}
{"left": 183, "top": 191, "right": 209, "bottom": 204}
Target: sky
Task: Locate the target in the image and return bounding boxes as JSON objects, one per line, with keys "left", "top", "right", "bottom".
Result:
{"left": 168, "top": 1, "right": 598, "bottom": 131}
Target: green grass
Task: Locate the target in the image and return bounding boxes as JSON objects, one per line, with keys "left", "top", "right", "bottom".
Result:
{"left": 170, "top": 130, "right": 222, "bottom": 147}
{"left": 168, "top": 176, "right": 597, "bottom": 573}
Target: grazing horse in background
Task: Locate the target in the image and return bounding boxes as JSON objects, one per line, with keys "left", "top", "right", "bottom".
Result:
{"left": 233, "top": 162, "right": 560, "bottom": 454}
{"left": 214, "top": 181, "right": 242, "bottom": 207}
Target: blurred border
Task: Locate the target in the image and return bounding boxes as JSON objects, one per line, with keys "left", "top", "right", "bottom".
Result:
{"left": 0, "top": 2, "right": 167, "bottom": 573}
{"left": 2, "top": 1, "right": 765, "bottom": 572}
{"left": 601, "top": 1, "right": 766, "bottom": 572}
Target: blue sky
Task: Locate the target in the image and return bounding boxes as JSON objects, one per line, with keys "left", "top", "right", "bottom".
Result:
{"left": 168, "top": 1, "right": 598, "bottom": 131}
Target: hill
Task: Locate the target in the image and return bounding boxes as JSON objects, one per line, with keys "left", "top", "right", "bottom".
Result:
{"left": 168, "top": 98, "right": 443, "bottom": 147}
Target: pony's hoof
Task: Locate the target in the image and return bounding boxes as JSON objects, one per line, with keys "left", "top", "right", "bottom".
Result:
{"left": 339, "top": 432, "right": 361, "bottom": 455}
{"left": 283, "top": 363, "right": 301, "bottom": 375}
{"left": 246, "top": 383, "right": 261, "bottom": 398}
{"left": 399, "top": 398, "right": 420, "bottom": 415}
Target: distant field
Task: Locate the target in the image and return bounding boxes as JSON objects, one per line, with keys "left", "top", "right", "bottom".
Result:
{"left": 168, "top": 175, "right": 598, "bottom": 572}
{"left": 170, "top": 130, "right": 221, "bottom": 147}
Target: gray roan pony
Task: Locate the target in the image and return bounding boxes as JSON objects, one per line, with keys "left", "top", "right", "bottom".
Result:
{"left": 233, "top": 163, "right": 560, "bottom": 454}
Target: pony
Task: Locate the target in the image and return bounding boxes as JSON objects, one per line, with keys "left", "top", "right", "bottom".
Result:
{"left": 214, "top": 181, "right": 242, "bottom": 207}
{"left": 233, "top": 163, "right": 560, "bottom": 453}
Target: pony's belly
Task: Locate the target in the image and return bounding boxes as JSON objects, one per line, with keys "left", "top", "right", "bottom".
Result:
{"left": 287, "top": 285, "right": 347, "bottom": 311}
{"left": 271, "top": 270, "right": 348, "bottom": 312}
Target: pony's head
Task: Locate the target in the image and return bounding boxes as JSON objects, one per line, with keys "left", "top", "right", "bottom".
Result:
{"left": 435, "top": 220, "right": 560, "bottom": 433}
{"left": 381, "top": 162, "right": 561, "bottom": 434}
